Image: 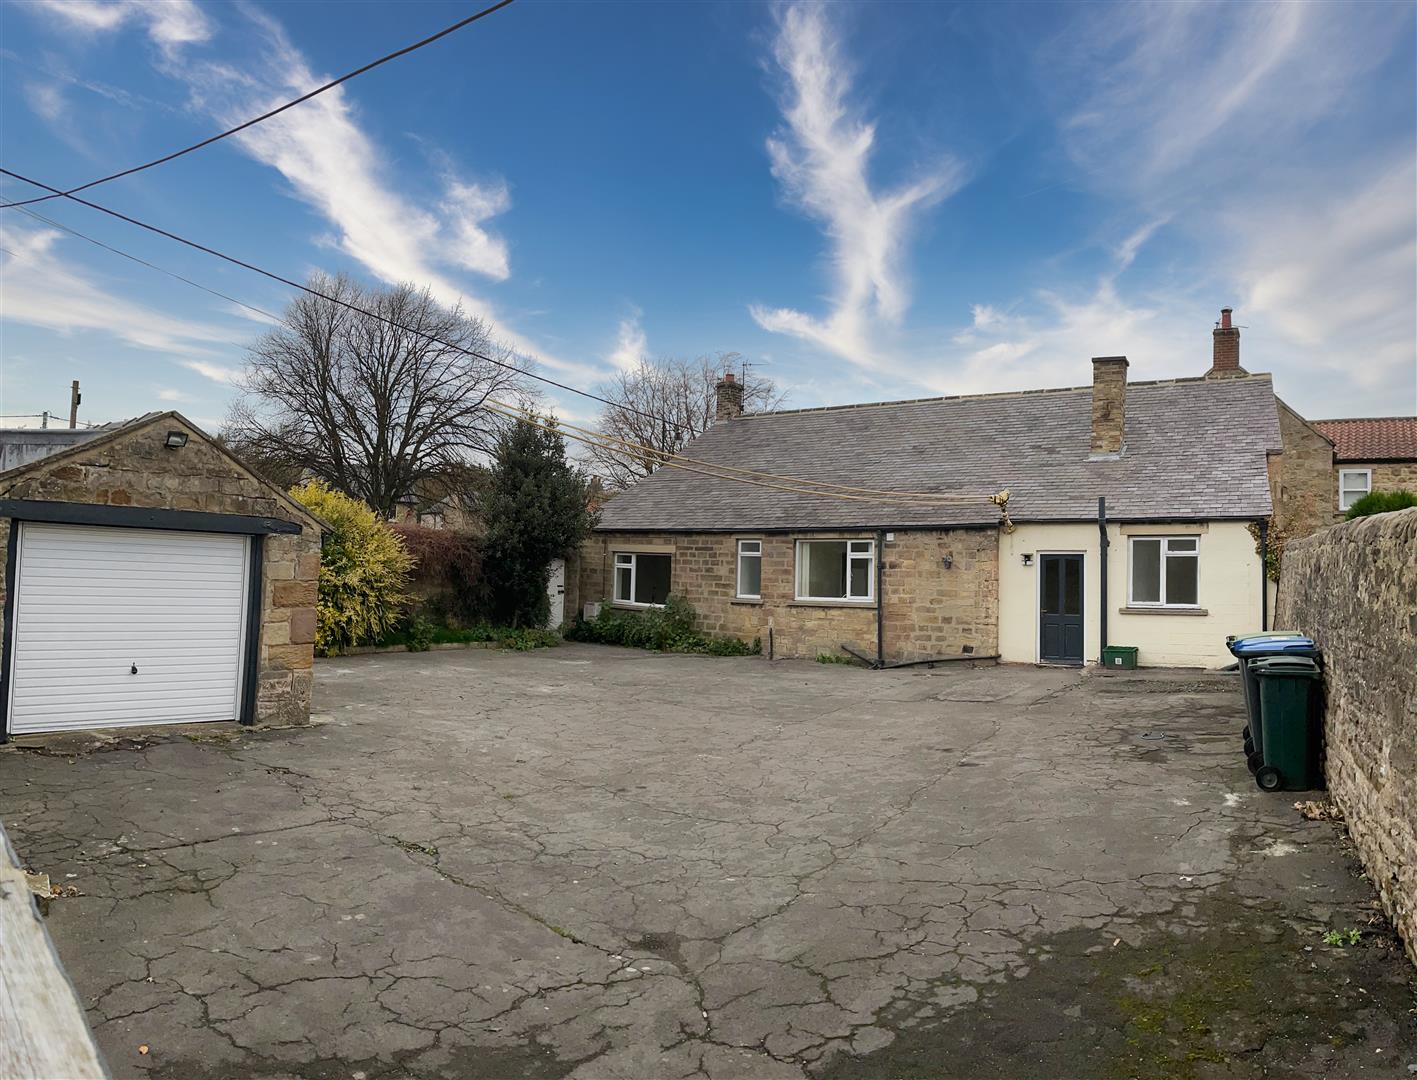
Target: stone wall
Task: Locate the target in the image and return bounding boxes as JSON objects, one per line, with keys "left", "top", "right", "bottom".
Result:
{"left": 0, "top": 416, "right": 321, "bottom": 727}
{"left": 1272, "top": 400, "right": 1335, "bottom": 540}
{"left": 1276, "top": 508, "right": 1417, "bottom": 965}
{"left": 579, "top": 529, "right": 999, "bottom": 662}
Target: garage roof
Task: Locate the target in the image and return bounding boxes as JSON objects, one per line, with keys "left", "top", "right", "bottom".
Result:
{"left": 0, "top": 411, "right": 324, "bottom": 534}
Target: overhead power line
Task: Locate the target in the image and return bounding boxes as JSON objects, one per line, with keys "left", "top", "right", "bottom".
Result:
{"left": 0, "top": 168, "right": 682, "bottom": 427}
{"left": 9, "top": 206, "right": 999, "bottom": 509}
{"left": 0, "top": 0, "right": 518, "bottom": 210}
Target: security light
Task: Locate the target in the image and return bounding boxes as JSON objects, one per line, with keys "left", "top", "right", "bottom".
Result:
{"left": 164, "top": 431, "right": 189, "bottom": 449}
{"left": 1021, "top": 553, "right": 1034, "bottom": 566}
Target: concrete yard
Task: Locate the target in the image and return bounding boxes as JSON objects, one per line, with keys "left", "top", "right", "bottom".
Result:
{"left": 1, "top": 646, "right": 1413, "bottom": 1078}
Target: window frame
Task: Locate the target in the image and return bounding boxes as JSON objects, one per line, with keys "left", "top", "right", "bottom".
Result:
{"left": 612, "top": 551, "right": 671, "bottom": 609}
{"left": 735, "top": 539, "right": 763, "bottom": 600}
{"left": 1127, "top": 535, "right": 1200, "bottom": 609}
{"left": 794, "top": 538, "right": 876, "bottom": 604}
{"left": 1338, "top": 469, "right": 1372, "bottom": 511}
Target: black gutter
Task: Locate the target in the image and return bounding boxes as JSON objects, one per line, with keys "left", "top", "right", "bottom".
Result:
{"left": 1098, "top": 496, "right": 1109, "bottom": 661}
{"left": 1258, "top": 517, "right": 1269, "bottom": 633}
{"left": 237, "top": 534, "right": 265, "bottom": 727}
{"left": 875, "top": 530, "right": 886, "bottom": 667}
{"left": 0, "top": 499, "right": 302, "bottom": 535}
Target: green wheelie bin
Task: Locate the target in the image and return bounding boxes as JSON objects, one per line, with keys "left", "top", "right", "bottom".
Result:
{"left": 1252, "top": 656, "right": 1323, "bottom": 792}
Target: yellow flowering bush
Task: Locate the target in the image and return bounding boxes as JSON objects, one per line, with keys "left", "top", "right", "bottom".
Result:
{"left": 289, "top": 480, "right": 412, "bottom": 655}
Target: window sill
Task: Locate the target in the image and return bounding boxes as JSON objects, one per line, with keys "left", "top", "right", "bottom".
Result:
{"left": 730, "top": 598, "right": 763, "bottom": 606}
{"left": 1118, "top": 605, "right": 1209, "bottom": 616}
{"left": 789, "top": 599, "right": 875, "bottom": 609}
{"left": 612, "top": 601, "right": 665, "bottom": 611}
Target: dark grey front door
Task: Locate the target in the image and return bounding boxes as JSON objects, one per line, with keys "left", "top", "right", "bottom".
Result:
{"left": 1039, "top": 554, "right": 1084, "bottom": 665}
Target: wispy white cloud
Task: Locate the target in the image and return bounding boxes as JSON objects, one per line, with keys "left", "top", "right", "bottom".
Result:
{"left": 605, "top": 309, "right": 647, "bottom": 373}
{"left": 22, "top": 81, "right": 66, "bottom": 123}
{"left": 0, "top": 221, "right": 234, "bottom": 355}
{"left": 1049, "top": 2, "right": 1397, "bottom": 193}
{"left": 176, "top": 6, "right": 512, "bottom": 295}
{"left": 28, "top": 0, "right": 599, "bottom": 381}
{"left": 750, "top": 2, "right": 964, "bottom": 366}
{"left": 1229, "top": 158, "right": 1416, "bottom": 412}
{"left": 156, "top": 387, "right": 189, "bottom": 402}
{"left": 180, "top": 359, "right": 244, "bottom": 386}
{"left": 35, "top": 0, "right": 212, "bottom": 54}
{"left": 946, "top": 0, "right": 1416, "bottom": 415}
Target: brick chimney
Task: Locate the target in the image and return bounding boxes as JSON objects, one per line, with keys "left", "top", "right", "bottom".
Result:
{"left": 1089, "top": 356, "right": 1128, "bottom": 457}
{"left": 715, "top": 372, "right": 744, "bottom": 421}
{"left": 1206, "top": 307, "right": 1246, "bottom": 378}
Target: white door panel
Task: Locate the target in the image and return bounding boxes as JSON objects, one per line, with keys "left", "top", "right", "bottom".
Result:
{"left": 7, "top": 523, "right": 249, "bottom": 735}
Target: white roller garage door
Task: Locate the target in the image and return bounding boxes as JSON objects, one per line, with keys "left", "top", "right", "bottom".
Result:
{"left": 6, "top": 523, "right": 250, "bottom": 735}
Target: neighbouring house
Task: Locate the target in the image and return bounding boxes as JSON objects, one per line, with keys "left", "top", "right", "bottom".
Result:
{"left": 1310, "top": 416, "right": 1417, "bottom": 517}
{"left": 392, "top": 494, "right": 471, "bottom": 531}
{"left": 0, "top": 412, "right": 323, "bottom": 739}
{"left": 581, "top": 314, "right": 1300, "bottom": 669}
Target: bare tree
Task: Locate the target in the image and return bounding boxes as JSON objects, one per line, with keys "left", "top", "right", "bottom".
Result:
{"left": 584, "top": 353, "right": 785, "bottom": 488}
{"left": 225, "top": 274, "right": 530, "bottom": 516}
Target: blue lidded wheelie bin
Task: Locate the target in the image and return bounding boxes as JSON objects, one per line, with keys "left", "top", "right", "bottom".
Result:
{"left": 1227, "top": 634, "right": 1320, "bottom": 773}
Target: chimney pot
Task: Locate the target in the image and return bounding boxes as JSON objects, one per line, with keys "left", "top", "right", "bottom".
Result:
{"left": 1089, "top": 356, "right": 1128, "bottom": 457}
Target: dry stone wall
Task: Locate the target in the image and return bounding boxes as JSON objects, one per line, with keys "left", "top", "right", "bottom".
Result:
{"left": 1276, "top": 508, "right": 1417, "bottom": 964}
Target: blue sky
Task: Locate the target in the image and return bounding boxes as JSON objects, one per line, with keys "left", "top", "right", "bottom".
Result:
{"left": 2, "top": 0, "right": 1414, "bottom": 434}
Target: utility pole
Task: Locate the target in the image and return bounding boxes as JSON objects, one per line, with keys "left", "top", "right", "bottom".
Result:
{"left": 69, "top": 380, "right": 81, "bottom": 429}
{"left": 40, "top": 411, "right": 49, "bottom": 429}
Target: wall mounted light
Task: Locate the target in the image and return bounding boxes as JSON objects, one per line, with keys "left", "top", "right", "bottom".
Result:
{"left": 1021, "top": 553, "right": 1034, "bottom": 567}
{"left": 941, "top": 554, "right": 953, "bottom": 570}
{"left": 164, "top": 430, "right": 189, "bottom": 449}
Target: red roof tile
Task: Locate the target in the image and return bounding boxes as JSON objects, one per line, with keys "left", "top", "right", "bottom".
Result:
{"left": 1312, "top": 417, "right": 1417, "bottom": 461}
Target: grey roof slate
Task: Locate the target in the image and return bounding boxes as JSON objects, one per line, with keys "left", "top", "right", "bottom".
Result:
{"left": 596, "top": 374, "right": 1282, "bottom": 532}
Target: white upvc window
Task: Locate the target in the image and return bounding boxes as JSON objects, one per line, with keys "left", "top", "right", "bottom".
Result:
{"left": 795, "top": 539, "right": 875, "bottom": 603}
{"left": 613, "top": 551, "right": 671, "bottom": 607}
{"left": 1128, "top": 536, "right": 1199, "bottom": 607}
{"left": 1339, "top": 469, "right": 1371, "bottom": 511}
{"left": 736, "top": 539, "right": 762, "bottom": 599}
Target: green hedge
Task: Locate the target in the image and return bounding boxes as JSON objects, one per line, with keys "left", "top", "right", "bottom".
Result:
{"left": 565, "top": 596, "right": 759, "bottom": 656}
{"left": 290, "top": 480, "right": 412, "bottom": 655}
{"left": 377, "top": 617, "right": 559, "bottom": 653}
{"left": 1345, "top": 489, "right": 1417, "bottom": 520}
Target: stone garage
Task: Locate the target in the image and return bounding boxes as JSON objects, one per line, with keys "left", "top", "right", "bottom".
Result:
{"left": 0, "top": 411, "right": 322, "bottom": 739}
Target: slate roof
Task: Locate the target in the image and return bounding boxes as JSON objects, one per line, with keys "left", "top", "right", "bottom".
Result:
{"left": 1311, "top": 417, "right": 1417, "bottom": 462}
{"left": 596, "top": 374, "right": 1282, "bottom": 532}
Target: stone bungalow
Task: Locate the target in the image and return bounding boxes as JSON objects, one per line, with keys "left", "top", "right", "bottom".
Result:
{"left": 581, "top": 310, "right": 1355, "bottom": 669}
{"left": 1310, "top": 417, "right": 1417, "bottom": 517}
{"left": 0, "top": 412, "right": 322, "bottom": 739}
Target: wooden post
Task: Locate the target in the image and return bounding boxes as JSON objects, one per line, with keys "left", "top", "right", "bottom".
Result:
{"left": 0, "top": 822, "right": 108, "bottom": 1078}
{"left": 69, "top": 380, "right": 81, "bottom": 429}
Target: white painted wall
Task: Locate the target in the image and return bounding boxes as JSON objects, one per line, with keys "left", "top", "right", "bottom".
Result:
{"left": 998, "top": 521, "right": 1265, "bottom": 668}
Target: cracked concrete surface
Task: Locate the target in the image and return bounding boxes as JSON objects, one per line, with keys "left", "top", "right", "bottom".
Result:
{"left": 1, "top": 645, "right": 1413, "bottom": 1078}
